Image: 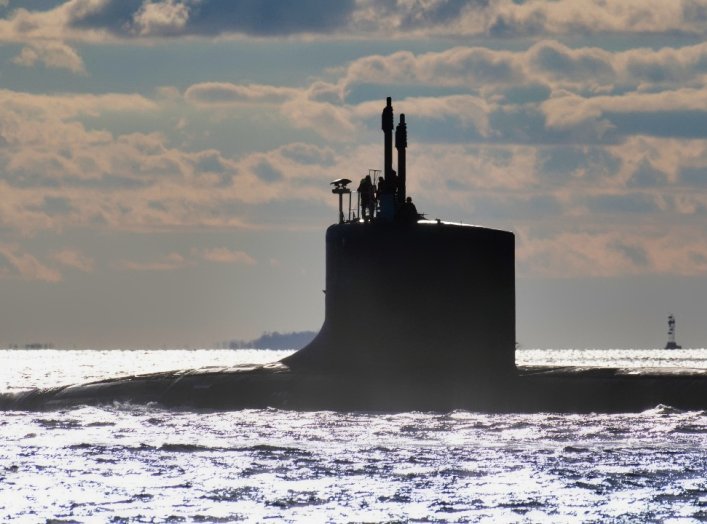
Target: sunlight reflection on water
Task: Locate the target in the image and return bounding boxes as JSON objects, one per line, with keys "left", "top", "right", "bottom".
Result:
{"left": 0, "top": 349, "right": 295, "bottom": 391}
{"left": 517, "top": 348, "right": 707, "bottom": 369}
{"left": 1, "top": 349, "right": 707, "bottom": 522}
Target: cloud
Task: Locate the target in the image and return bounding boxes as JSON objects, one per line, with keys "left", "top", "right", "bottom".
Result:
{"left": 387, "top": 95, "right": 493, "bottom": 137}
{"left": 280, "top": 143, "right": 337, "bottom": 166}
{"left": 184, "top": 83, "right": 298, "bottom": 106}
{"left": 526, "top": 41, "right": 614, "bottom": 88}
{"left": 181, "top": 83, "right": 492, "bottom": 144}
{"left": 0, "top": 89, "right": 157, "bottom": 135}
{"left": 0, "top": 87, "right": 350, "bottom": 233}
{"left": 342, "top": 47, "right": 523, "bottom": 91}
{"left": 340, "top": 40, "right": 707, "bottom": 98}
{"left": 196, "top": 247, "right": 256, "bottom": 265}
{"left": 280, "top": 98, "right": 358, "bottom": 140}
{"left": 133, "top": 0, "right": 190, "bottom": 36}
{"left": 608, "top": 136, "right": 706, "bottom": 184}
{"left": 352, "top": 0, "right": 707, "bottom": 38}
{"left": 12, "top": 40, "right": 86, "bottom": 73}
{"left": 482, "top": 0, "right": 691, "bottom": 37}
{"left": 0, "top": 244, "right": 62, "bottom": 282}
{"left": 609, "top": 240, "right": 649, "bottom": 267}
{"left": 64, "top": 0, "right": 356, "bottom": 38}
{"left": 537, "top": 146, "right": 620, "bottom": 183}
{"left": 50, "top": 249, "right": 94, "bottom": 272}
{"left": 517, "top": 227, "right": 707, "bottom": 277}
{"left": 285, "top": 42, "right": 707, "bottom": 149}
{"left": 112, "top": 252, "right": 191, "bottom": 271}
{"left": 533, "top": 89, "right": 707, "bottom": 145}
{"left": 177, "top": 0, "right": 356, "bottom": 37}
{"left": 3, "top": 39, "right": 707, "bottom": 282}
{"left": 7, "top": 0, "right": 707, "bottom": 44}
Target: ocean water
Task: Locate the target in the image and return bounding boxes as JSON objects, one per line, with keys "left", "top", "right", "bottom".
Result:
{"left": 2, "top": 348, "right": 707, "bottom": 522}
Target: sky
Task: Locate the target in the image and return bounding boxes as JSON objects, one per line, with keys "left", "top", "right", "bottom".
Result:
{"left": 1, "top": 0, "right": 706, "bottom": 349}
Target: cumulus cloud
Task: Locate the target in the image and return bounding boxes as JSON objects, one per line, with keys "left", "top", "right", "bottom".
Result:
{"left": 342, "top": 47, "right": 523, "bottom": 91}
{"left": 280, "top": 98, "right": 358, "bottom": 141}
{"left": 482, "top": 0, "right": 694, "bottom": 37}
{"left": 351, "top": 0, "right": 707, "bottom": 38}
{"left": 3, "top": 28, "right": 707, "bottom": 281}
{"left": 340, "top": 40, "right": 707, "bottom": 97}
{"left": 133, "top": 0, "right": 190, "bottom": 36}
{"left": 322, "top": 43, "right": 707, "bottom": 143}
{"left": 12, "top": 41, "right": 86, "bottom": 74}
{"left": 0, "top": 87, "right": 354, "bottom": 234}
{"left": 65, "top": 0, "right": 356, "bottom": 38}
{"left": 6, "top": 0, "right": 707, "bottom": 44}
{"left": 319, "top": 41, "right": 707, "bottom": 147}
{"left": 0, "top": 89, "right": 156, "bottom": 131}
{"left": 6, "top": 78, "right": 707, "bottom": 240}
{"left": 228, "top": 72, "right": 707, "bottom": 147}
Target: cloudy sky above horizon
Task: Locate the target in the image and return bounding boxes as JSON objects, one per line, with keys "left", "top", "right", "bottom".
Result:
{"left": 1, "top": 0, "right": 707, "bottom": 349}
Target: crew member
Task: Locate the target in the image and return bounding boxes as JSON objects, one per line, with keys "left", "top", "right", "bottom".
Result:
{"left": 395, "top": 196, "right": 418, "bottom": 224}
{"left": 357, "top": 175, "right": 375, "bottom": 222}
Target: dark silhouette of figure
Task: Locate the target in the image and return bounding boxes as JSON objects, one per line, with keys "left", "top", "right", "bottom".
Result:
{"left": 378, "top": 172, "right": 397, "bottom": 222}
{"left": 357, "top": 175, "right": 375, "bottom": 222}
{"left": 396, "top": 196, "right": 418, "bottom": 224}
{"left": 376, "top": 176, "right": 385, "bottom": 201}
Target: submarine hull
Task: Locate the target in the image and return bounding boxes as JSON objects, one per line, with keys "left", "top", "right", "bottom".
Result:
{"left": 6, "top": 363, "right": 707, "bottom": 413}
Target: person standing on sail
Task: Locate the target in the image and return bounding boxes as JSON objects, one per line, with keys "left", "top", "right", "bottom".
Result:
{"left": 357, "top": 175, "right": 375, "bottom": 222}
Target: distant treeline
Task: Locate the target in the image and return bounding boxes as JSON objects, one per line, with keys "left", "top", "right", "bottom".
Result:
{"left": 8, "top": 343, "right": 54, "bottom": 349}
{"left": 225, "top": 331, "right": 317, "bottom": 350}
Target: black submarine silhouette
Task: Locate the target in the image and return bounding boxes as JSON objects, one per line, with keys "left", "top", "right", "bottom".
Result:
{"left": 4, "top": 97, "right": 707, "bottom": 413}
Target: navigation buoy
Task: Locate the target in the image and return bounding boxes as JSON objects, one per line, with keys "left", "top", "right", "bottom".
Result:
{"left": 665, "top": 314, "right": 682, "bottom": 350}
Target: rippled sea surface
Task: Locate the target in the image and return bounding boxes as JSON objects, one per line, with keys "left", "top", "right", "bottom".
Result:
{"left": 2, "top": 348, "right": 707, "bottom": 522}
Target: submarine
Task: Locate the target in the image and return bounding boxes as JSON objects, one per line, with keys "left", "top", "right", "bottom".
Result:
{"left": 4, "top": 97, "right": 707, "bottom": 413}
